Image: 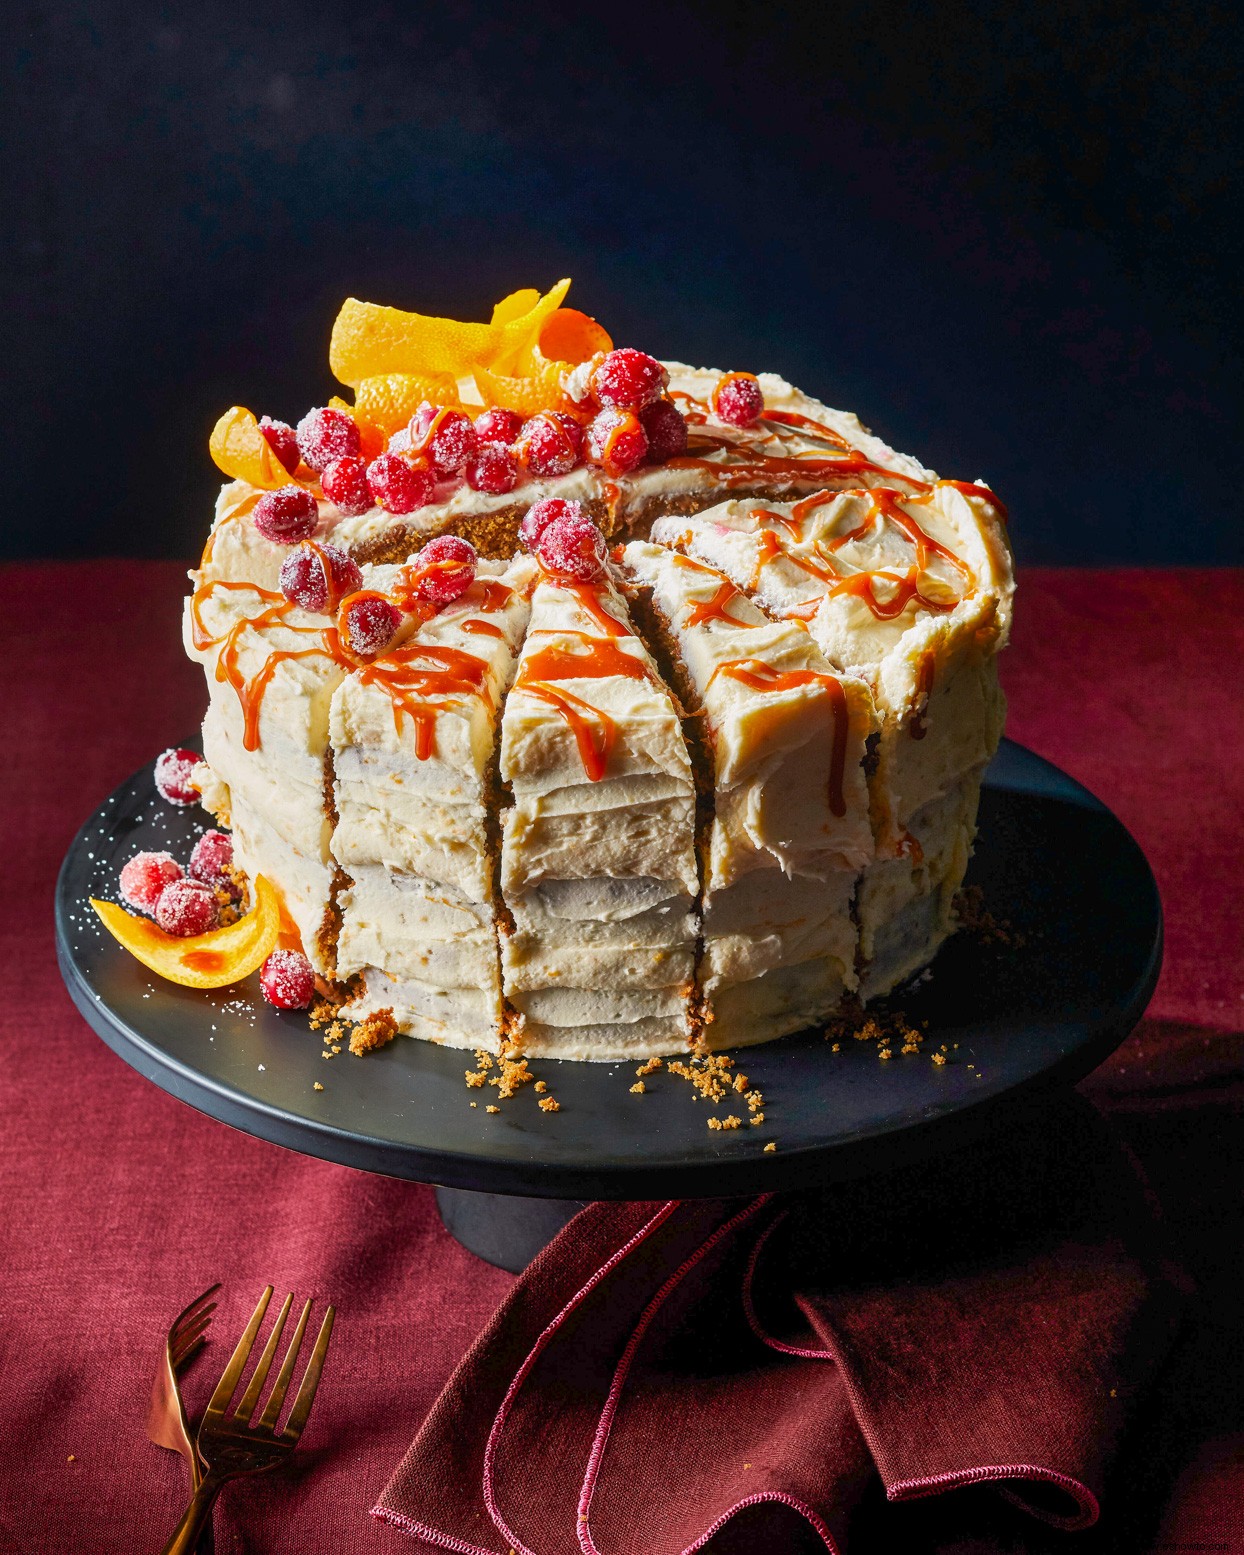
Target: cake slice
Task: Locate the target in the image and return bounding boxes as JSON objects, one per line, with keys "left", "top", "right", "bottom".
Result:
{"left": 649, "top": 481, "right": 1013, "bottom": 993}
{"left": 329, "top": 557, "right": 535, "bottom": 1049}
{"left": 621, "top": 541, "right": 876, "bottom": 1048}
{"left": 499, "top": 567, "right": 699, "bottom": 1059}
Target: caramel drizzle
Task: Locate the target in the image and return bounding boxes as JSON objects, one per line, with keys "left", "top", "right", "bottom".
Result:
{"left": 516, "top": 630, "right": 651, "bottom": 783}
{"left": 672, "top": 555, "right": 761, "bottom": 630}
{"left": 557, "top": 579, "right": 629, "bottom": 638}
{"left": 357, "top": 643, "right": 492, "bottom": 760}
{"left": 708, "top": 657, "right": 850, "bottom": 819}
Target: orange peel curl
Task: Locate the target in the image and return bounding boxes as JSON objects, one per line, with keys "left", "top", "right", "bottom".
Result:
{"left": 91, "top": 875, "right": 281, "bottom": 989}
{"left": 209, "top": 408, "right": 307, "bottom": 490}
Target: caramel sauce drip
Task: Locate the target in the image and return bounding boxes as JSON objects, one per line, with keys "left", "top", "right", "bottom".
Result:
{"left": 709, "top": 657, "right": 851, "bottom": 819}
{"left": 183, "top": 949, "right": 226, "bottom": 974}
{"left": 461, "top": 619, "right": 505, "bottom": 640}
{"left": 669, "top": 556, "right": 758, "bottom": 630}
{"left": 469, "top": 578, "right": 516, "bottom": 612}
{"left": 559, "top": 580, "right": 628, "bottom": 637}
{"left": 358, "top": 643, "right": 492, "bottom": 760}
{"left": 937, "top": 478, "right": 1009, "bottom": 525}
{"left": 516, "top": 630, "right": 651, "bottom": 783}
{"left": 910, "top": 650, "right": 936, "bottom": 741}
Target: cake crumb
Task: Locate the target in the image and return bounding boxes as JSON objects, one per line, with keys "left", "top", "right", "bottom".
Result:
{"left": 931, "top": 1051, "right": 947, "bottom": 1066}
{"left": 635, "top": 1056, "right": 663, "bottom": 1077}
{"left": 313, "top": 1081, "right": 324, "bottom": 1091}
{"left": 878, "top": 1047, "right": 892, "bottom": 1061}
{"left": 465, "top": 1069, "right": 487, "bottom": 1088}
{"left": 486, "top": 1105, "right": 500, "bottom": 1114}
{"left": 67, "top": 1455, "right": 75, "bottom": 1463}
{"left": 733, "top": 1073, "right": 749, "bottom": 1093}
{"left": 470, "top": 1101, "right": 477, "bottom": 1108}
{"left": 954, "top": 884, "right": 1025, "bottom": 947}
{"left": 538, "top": 1095, "right": 560, "bottom": 1113}
{"left": 349, "top": 1008, "right": 397, "bottom": 1056}
{"left": 534, "top": 1080, "right": 548, "bottom": 1093}
{"left": 763, "top": 1142, "right": 777, "bottom": 1153}
{"left": 630, "top": 1081, "right": 646, "bottom": 1094}
{"left": 749, "top": 1112, "right": 765, "bottom": 1125}
{"left": 831, "top": 1042, "right": 841, "bottom": 1052}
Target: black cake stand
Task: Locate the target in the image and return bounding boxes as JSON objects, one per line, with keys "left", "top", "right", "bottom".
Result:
{"left": 56, "top": 739, "right": 1161, "bottom": 1270}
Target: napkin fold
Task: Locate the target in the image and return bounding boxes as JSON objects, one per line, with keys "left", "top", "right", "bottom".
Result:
{"left": 375, "top": 1096, "right": 1185, "bottom": 1554}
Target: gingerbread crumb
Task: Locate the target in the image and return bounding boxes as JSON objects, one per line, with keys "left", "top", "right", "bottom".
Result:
{"left": 629, "top": 1081, "right": 646, "bottom": 1094}
{"left": 635, "top": 1056, "right": 663, "bottom": 1077}
{"left": 954, "top": 884, "right": 1024, "bottom": 947}
{"left": 931, "top": 1051, "right": 947, "bottom": 1066}
{"left": 763, "top": 1142, "right": 777, "bottom": 1153}
{"left": 313, "top": 1081, "right": 324, "bottom": 1092}
{"left": 537, "top": 1095, "right": 560, "bottom": 1113}
{"left": 349, "top": 1008, "right": 397, "bottom": 1056}
{"left": 485, "top": 1105, "right": 500, "bottom": 1114}
{"left": 534, "top": 1079, "right": 548, "bottom": 1093}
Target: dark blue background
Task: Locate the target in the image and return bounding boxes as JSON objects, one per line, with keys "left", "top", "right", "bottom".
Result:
{"left": 5, "top": 0, "right": 1242, "bottom": 562}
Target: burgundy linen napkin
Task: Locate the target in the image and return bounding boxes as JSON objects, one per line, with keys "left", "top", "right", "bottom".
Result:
{"left": 374, "top": 1097, "right": 1184, "bottom": 1554}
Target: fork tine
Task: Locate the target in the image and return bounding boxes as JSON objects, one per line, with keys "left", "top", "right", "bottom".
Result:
{"left": 170, "top": 1307, "right": 216, "bottom": 1358}
{"left": 280, "top": 1307, "right": 335, "bottom": 1443}
{"left": 232, "top": 1292, "right": 293, "bottom": 1423}
{"left": 204, "top": 1286, "right": 273, "bottom": 1420}
{"left": 256, "top": 1299, "right": 311, "bottom": 1431}
{"left": 170, "top": 1283, "right": 222, "bottom": 1338}
{"left": 171, "top": 1334, "right": 207, "bottom": 1375}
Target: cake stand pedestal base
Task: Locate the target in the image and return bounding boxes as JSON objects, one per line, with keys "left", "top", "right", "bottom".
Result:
{"left": 435, "top": 1186, "right": 589, "bottom": 1272}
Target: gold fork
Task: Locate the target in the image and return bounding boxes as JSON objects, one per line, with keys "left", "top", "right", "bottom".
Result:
{"left": 148, "top": 1284, "right": 220, "bottom": 1554}
{"left": 159, "top": 1286, "right": 335, "bottom": 1555}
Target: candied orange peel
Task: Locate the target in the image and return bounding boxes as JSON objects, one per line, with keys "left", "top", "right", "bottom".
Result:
{"left": 209, "top": 407, "right": 306, "bottom": 489}
{"left": 91, "top": 875, "right": 280, "bottom": 989}
{"left": 353, "top": 372, "right": 461, "bottom": 438}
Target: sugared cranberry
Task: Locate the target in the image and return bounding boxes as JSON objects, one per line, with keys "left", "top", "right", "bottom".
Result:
{"left": 295, "top": 407, "right": 361, "bottom": 473}
{"left": 711, "top": 373, "right": 764, "bottom": 428}
{"left": 253, "top": 486, "right": 319, "bottom": 544}
{"left": 366, "top": 454, "right": 435, "bottom": 515}
{"left": 590, "top": 348, "right": 667, "bottom": 411}
{"left": 411, "top": 535, "right": 477, "bottom": 606}
{"left": 473, "top": 408, "right": 523, "bottom": 446}
{"left": 519, "top": 496, "right": 583, "bottom": 550}
{"left": 258, "top": 417, "right": 300, "bottom": 474}
{"left": 465, "top": 442, "right": 519, "bottom": 495}
{"left": 536, "top": 515, "right": 607, "bottom": 582}
{"left": 119, "top": 852, "right": 183, "bottom": 914}
{"left": 280, "top": 542, "right": 363, "bottom": 613}
{"left": 188, "top": 829, "right": 236, "bottom": 885}
{"left": 387, "top": 427, "right": 412, "bottom": 454}
{"left": 640, "top": 399, "right": 689, "bottom": 463}
{"left": 517, "top": 412, "right": 583, "bottom": 478}
{"left": 260, "top": 949, "right": 316, "bottom": 1010}
{"left": 321, "top": 455, "right": 372, "bottom": 516}
{"left": 154, "top": 748, "right": 202, "bottom": 806}
{"left": 341, "top": 593, "right": 403, "bottom": 657}
{"left": 410, "top": 407, "right": 477, "bottom": 477}
{"left": 587, "top": 408, "right": 648, "bottom": 474}
{"left": 155, "top": 878, "right": 219, "bottom": 937}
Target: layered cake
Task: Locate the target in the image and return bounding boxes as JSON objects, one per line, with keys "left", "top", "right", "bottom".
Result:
{"left": 184, "top": 282, "right": 1014, "bottom": 1058}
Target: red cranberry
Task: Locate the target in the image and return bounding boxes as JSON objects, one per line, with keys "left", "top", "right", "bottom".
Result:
{"left": 260, "top": 949, "right": 316, "bottom": 1010}
{"left": 321, "top": 455, "right": 372, "bottom": 516}
{"left": 473, "top": 408, "right": 523, "bottom": 445}
{"left": 155, "top": 878, "right": 219, "bottom": 937}
{"left": 590, "top": 348, "right": 667, "bottom": 411}
{"left": 711, "top": 373, "right": 764, "bottom": 428}
{"left": 119, "top": 852, "right": 183, "bottom": 914}
{"left": 341, "top": 593, "right": 403, "bottom": 657}
{"left": 367, "top": 454, "right": 435, "bottom": 515}
{"left": 280, "top": 542, "right": 363, "bottom": 612}
{"left": 412, "top": 535, "right": 477, "bottom": 606}
{"left": 639, "top": 399, "right": 689, "bottom": 462}
{"left": 536, "top": 515, "right": 608, "bottom": 582}
{"left": 388, "top": 427, "right": 412, "bottom": 454}
{"left": 188, "top": 829, "right": 235, "bottom": 884}
{"left": 516, "top": 412, "right": 583, "bottom": 478}
{"left": 519, "top": 496, "right": 583, "bottom": 550}
{"left": 258, "top": 417, "right": 300, "bottom": 474}
{"left": 154, "top": 748, "right": 202, "bottom": 806}
{"left": 465, "top": 442, "right": 519, "bottom": 494}
{"left": 295, "top": 407, "right": 361, "bottom": 473}
{"left": 410, "top": 407, "right": 477, "bottom": 477}
{"left": 253, "top": 486, "right": 319, "bottom": 544}
{"left": 587, "top": 408, "right": 648, "bottom": 474}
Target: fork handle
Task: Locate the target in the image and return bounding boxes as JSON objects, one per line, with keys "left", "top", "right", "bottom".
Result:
{"left": 160, "top": 1472, "right": 223, "bottom": 1555}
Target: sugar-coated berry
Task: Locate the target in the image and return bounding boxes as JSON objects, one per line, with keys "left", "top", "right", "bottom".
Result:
{"left": 119, "top": 852, "right": 184, "bottom": 914}
{"left": 711, "top": 372, "right": 764, "bottom": 428}
{"left": 260, "top": 949, "right": 316, "bottom": 1010}
{"left": 253, "top": 486, "right": 319, "bottom": 544}
{"left": 366, "top": 454, "right": 435, "bottom": 515}
{"left": 188, "top": 828, "right": 236, "bottom": 885}
{"left": 295, "top": 407, "right": 361, "bottom": 473}
{"left": 341, "top": 593, "right": 403, "bottom": 657}
{"left": 258, "top": 416, "right": 300, "bottom": 474}
{"left": 155, "top": 878, "right": 219, "bottom": 937}
{"left": 280, "top": 541, "right": 363, "bottom": 613}
{"left": 412, "top": 535, "right": 477, "bottom": 606}
{"left": 465, "top": 441, "right": 519, "bottom": 494}
{"left": 516, "top": 412, "right": 583, "bottom": 478}
{"left": 154, "top": 747, "right": 202, "bottom": 806}
{"left": 536, "top": 514, "right": 608, "bottom": 582}
{"left": 409, "top": 406, "right": 477, "bottom": 477}
{"left": 519, "top": 496, "right": 583, "bottom": 551}
{"left": 639, "top": 399, "right": 689, "bottom": 463}
{"left": 473, "top": 408, "right": 523, "bottom": 446}
{"left": 590, "top": 348, "right": 667, "bottom": 411}
{"left": 587, "top": 408, "right": 648, "bottom": 474}
{"left": 321, "top": 455, "right": 372, "bottom": 516}
{"left": 387, "top": 427, "right": 412, "bottom": 454}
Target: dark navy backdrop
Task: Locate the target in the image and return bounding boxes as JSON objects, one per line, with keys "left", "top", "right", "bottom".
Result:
{"left": 5, "top": 0, "right": 1242, "bottom": 562}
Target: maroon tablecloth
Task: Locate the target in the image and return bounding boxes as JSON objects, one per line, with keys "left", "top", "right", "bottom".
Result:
{"left": 1, "top": 563, "right": 1241, "bottom": 1552}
